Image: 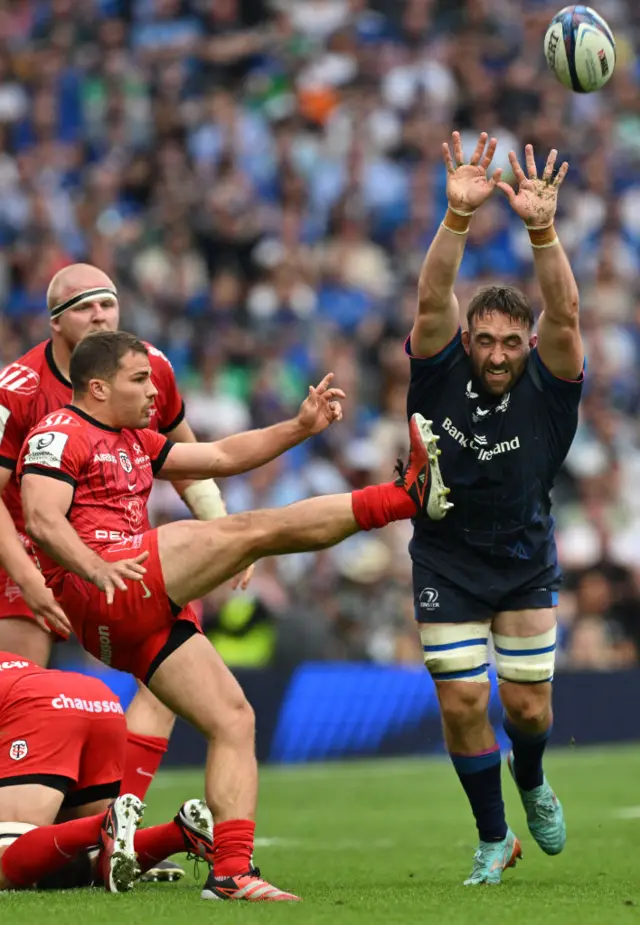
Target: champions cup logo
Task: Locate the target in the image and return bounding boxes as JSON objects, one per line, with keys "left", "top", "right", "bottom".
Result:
{"left": 36, "top": 434, "right": 55, "bottom": 451}
{"left": 121, "top": 495, "right": 144, "bottom": 531}
{"left": 0, "top": 363, "right": 40, "bottom": 395}
{"left": 119, "top": 450, "right": 133, "bottom": 473}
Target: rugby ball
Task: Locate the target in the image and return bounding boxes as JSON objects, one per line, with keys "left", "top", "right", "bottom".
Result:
{"left": 544, "top": 5, "right": 616, "bottom": 92}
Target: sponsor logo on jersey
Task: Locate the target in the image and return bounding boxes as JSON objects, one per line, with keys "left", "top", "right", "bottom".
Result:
{"left": 41, "top": 413, "right": 75, "bottom": 428}
{"left": 3, "top": 579, "right": 22, "bottom": 603}
{"left": 51, "top": 695, "right": 123, "bottom": 713}
{"left": 0, "top": 363, "right": 40, "bottom": 395}
{"left": 98, "top": 624, "right": 112, "bottom": 665}
{"left": 9, "top": 739, "right": 28, "bottom": 761}
{"left": 147, "top": 345, "right": 173, "bottom": 368}
{"left": 118, "top": 450, "right": 133, "bottom": 473}
{"left": 24, "top": 431, "right": 69, "bottom": 469}
{"left": 94, "top": 453, "right": 117, "bottom": 464}
{"left": 0, "top": 660, "right": 30, "bottom": 671}
{"left": 419, "top": 587, "right": 440, "bottom": 610}
{"left": 441, "top": 417, "right": 520, "bottom": 462}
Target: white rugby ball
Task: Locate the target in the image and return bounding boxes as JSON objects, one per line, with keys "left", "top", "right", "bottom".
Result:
{"left": 544, "top": 5, "right": 616, "bottom": 92}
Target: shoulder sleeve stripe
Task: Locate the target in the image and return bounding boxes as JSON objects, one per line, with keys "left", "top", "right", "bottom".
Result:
{"left": 0, "top": 455, "right": 16, "bottom": 471}
{"left": 20, "top": 465, "right": 77, "bottom": 488}
{"left": 159, "top": 401, "right": 185, "bottom": 435}
{"left": 152, "top": 440, "right": 174, "bottom": 475}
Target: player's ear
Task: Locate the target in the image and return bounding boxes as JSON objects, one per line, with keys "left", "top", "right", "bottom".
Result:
{"left": 529, "top": 333, "right": 538, "bottom": 349}
{"left": 461, "top": 329, "right": 471, "bottom": 354}
{"left": 88, "top": 378, "right": 109, "bottom": 402}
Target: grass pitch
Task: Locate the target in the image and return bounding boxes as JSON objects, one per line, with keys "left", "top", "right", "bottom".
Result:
{"left": 4, "top": 745, "right": 640, "bottom": 924}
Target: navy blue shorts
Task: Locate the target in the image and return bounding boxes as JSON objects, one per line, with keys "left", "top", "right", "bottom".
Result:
{"left": 412, "top": 561, "right": 560, "bottom": 624}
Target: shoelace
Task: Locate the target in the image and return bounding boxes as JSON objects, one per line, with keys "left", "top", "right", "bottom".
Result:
{"left": 469, "top": 842, "right": 502, "bottom": 875}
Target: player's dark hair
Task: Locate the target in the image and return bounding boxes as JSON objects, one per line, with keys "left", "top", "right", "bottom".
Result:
{"left": 466, "top": 285, "right": 535, "bottom": 330}
{"left": 70, "top": 331, "right": 148, "bottom": 395}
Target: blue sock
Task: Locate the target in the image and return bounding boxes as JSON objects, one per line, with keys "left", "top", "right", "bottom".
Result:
{"left": 503, "top": 714, "right": 550, "bottom": 791}
{"left": 450, "top": 746, "right": 507, "bottom": 842}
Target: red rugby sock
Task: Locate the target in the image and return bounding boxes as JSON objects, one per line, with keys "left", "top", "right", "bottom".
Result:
{"left": 1, "top": 814, "right": 104, "bottom": 888}
{"left": 212, "top": 819, "right": 255, "bottom": 877}
{"left": 351, "top": 482, "right": 416, "bottom": 530}
{"left": 120, "top": 732, "right": 168, "bottom": 800}
{"left": 134, "top": 821, "right": 186, "bottom": 873}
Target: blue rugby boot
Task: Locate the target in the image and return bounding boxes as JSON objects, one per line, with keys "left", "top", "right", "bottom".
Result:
{"left": 464, "top": 828, "right": 522, "bottom": 885}
{"left": 507, "top": 751, "right": 566, "bottom": 855}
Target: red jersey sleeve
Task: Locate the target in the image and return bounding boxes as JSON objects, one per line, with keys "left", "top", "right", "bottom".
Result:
{"left": 137, "top": 429, "right": 174, "bottom": 476}
{"left": 146, "top": 345, "right": 185, "bottom": 434}
{"left": 0, "top": 388, "right": 31, "bottom": 472}
{"left": 18, "top": 422, "right": 87, "bottom": 488}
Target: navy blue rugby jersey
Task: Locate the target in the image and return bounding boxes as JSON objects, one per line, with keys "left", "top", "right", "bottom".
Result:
{"left": 406, "top": 329, "right": 583, "bottom": 572}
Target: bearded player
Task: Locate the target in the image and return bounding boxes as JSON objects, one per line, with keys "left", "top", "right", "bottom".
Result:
{"left": 17, "top": 329, "right": 450, "bottom": 900}
{"left": 0, "top": 264, "right": 248, "bottom": 880}
{"left": 406, "top": 131, "right": 582, "bottom": 884}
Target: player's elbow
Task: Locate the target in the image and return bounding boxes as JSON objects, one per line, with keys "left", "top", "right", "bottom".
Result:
{"left": 24, "top": 506, "right": 53, "bottom": 545}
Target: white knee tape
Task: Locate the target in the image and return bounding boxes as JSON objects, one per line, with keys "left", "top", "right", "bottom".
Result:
{"left": 493, "top": 627, "right": 557, "bottom": 683}
{"left": 420, "top": 622, "right": 490, "bottom": 682}
{"left": 0, "top": 822, "right": 36, "bottom": 847}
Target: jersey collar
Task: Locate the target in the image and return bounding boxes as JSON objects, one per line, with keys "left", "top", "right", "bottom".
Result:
{"left": 65, "top": 404, "right": 121, "bottom": 433}
{"left": 45, "top": 340, "right": 72, "bottom": 388}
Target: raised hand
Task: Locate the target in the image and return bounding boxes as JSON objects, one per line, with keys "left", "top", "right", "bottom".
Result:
{"left": 497, "top": 145, "right": 568, "bottom": 228}
{"left": 443, "top": 131, "right": 502, "bottom": 213}
{"left": 297, "top": 373, "right": 345, "bottom": 436}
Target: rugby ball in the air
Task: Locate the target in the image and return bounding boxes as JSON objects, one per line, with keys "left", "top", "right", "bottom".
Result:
{"left": 544, "top": 5, "right": 616, "bottom": 92}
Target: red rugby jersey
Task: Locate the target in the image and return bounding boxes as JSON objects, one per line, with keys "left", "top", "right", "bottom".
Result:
{"left": 17, "top": 406, "right": 172, "bottom": 586}
{"left": 0, "top": 340, "right": 184, "bottom": 534}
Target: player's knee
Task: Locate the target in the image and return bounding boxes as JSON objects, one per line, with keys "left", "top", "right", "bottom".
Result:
{"left": 437, "top": 681, "right": 490, "bottom": 731}
{"left": 215, "top": 694, "right": 255, "bottom": 745}
{"left": 501, "top": 681, "right": 551, "bottom": 727}
{"left": 493, "top": 627, "right": 556, "bottom": 685}
{"left": 420, "top": 622, "right": 490, "bottom": 684}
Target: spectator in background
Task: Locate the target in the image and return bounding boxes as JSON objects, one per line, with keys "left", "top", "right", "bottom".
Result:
{"left": 3, "top": 0, "right": 640, "bottom": 671}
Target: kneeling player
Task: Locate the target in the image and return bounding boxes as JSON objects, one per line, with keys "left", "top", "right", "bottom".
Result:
{"left": 0, "top": 654, "right": 214, "bottom": 892}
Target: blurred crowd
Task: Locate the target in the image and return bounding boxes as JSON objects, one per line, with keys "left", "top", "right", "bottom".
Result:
{"left": 2, "top": 0, "right": 640, "bottom": 671}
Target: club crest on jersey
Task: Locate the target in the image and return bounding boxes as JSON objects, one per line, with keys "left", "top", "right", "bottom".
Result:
{"left": 121, "top": 496, "right": 144, "bottom": 530}
{"left": 9, "top": 739, "right": 28, "bottom": 761}
{"left": 118, "top": 450, "right": 133, "bottom": 473}
{"left": 0, "top": 363, "right": 40, "bottom": 395}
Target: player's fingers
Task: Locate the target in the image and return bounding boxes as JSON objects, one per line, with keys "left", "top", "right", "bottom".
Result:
{"left": 479, "top": 136, "right": 497, "bottom": 170}
{"left": 314, "top": 372, "right": 334, "bottom": 395}
{"left": 133, "top": 552, "right": 150, "bottom": 564}
{"left": 330, "top": 401, "right": 343, "bottom": 421}
{"left": 542, "top": 148, "right": 557, "bottom": 183}
{"left": 104, "top": 580, "right": 114, "bottom": 605}
{"left": 524, "top": 143, "right": 537, "bottom": 179}
{"left": 230, "top": 574, "right": 241, "bottom": 590}
{"left": 508, "top": 150, "right": 526, "bottom": 185}
{"left": 496, "top": 181, "right": 516, "bottom": 203}
{"left": 468, "top": 131, "right": 488, "bottom": 166}
{"left": 553, "top": 160, "right": 569, "bottom": 187}
{"left": 323, "top": 388, "right": 346, "bottom": 401}
{"left": 50, "top": 608, "right": 72, "bottom": 634}
{"left": 111, "top": 572, "right": 128, "bottom": 592}
{"left": 442, "top": 142, "right": 455, "bottom": 174}
{"left": 487, "top": 167, "right": 503, "bottom": 188}
{"left": 452, "top": 131, "right": 464, "bottom": 166}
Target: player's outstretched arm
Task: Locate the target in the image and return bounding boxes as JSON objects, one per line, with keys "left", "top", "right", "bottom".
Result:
{"left": 411, "top": 131, "right": 502, "bottom": 357}
{"left": 498, "top": 145, "right": 583, "bottom": 379}
{"left": 22, "top": 474, "right": 148, "bottom": 605}
{"left": 157, "top": 373, "right": 345, "bottom": 481}
{"left": 0, "top": 468, "right": 71, "bottom": 636}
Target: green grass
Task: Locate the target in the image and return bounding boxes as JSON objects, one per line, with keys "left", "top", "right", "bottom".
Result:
{"left": 5, "top": 745, "right": 640, "bottom": 924}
